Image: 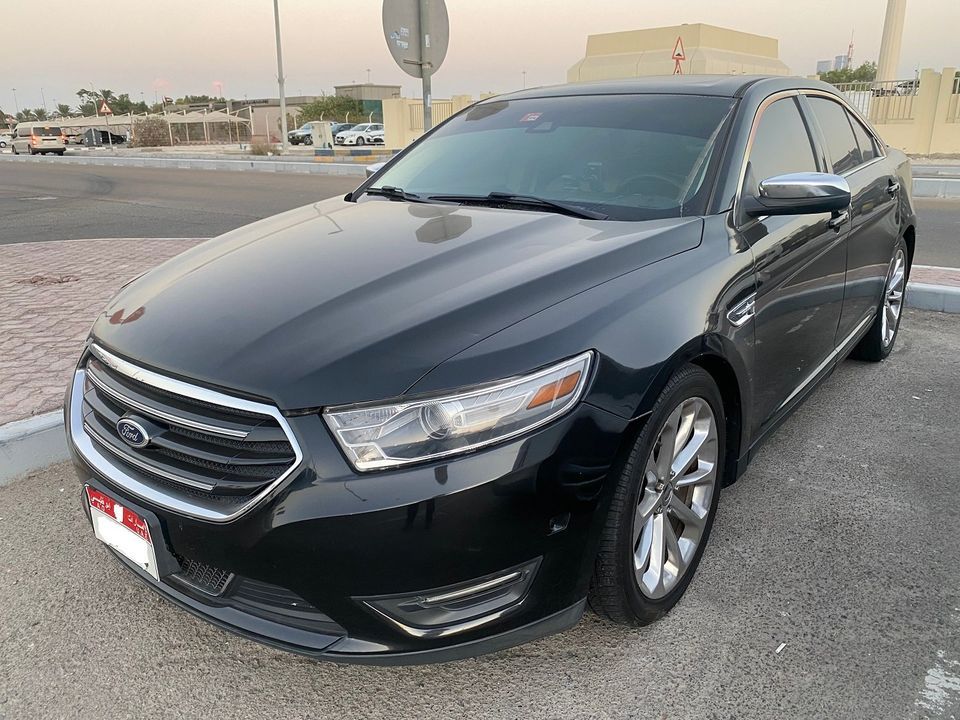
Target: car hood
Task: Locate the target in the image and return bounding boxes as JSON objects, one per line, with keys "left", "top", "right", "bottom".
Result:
{"left": 91, "top": 198, "right": 702, "bottom": 409}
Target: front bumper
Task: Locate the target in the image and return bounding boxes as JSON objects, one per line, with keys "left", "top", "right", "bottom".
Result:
{"left": 67, "top": 366, "right": 629, "bottom": 663}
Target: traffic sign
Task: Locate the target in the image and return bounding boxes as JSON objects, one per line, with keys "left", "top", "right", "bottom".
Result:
{"left": 382, "top": 0, "right": 449, "bottom": 79}
{"left": 99, "top": 100, "right": 113, "bottom": 115}
{"left": 382, "top": 0, "right": 450, "bottom": 132}
{"left": 672, "top": 36, "right": 685, "bottom": 75}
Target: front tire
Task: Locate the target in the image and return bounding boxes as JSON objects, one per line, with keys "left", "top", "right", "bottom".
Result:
{"left": 851, "top": 236, "right": 908, "bottom": 362}
{"left": 589, "top": 364, "right": 724, "bottom": 625}
{"left": 356, "top": 136, "right": 365, "bottom": 146}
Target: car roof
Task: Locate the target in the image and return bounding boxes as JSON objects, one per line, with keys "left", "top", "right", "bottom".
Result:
{"left": 491, "top": 75, "right": 843, "bottom": 101}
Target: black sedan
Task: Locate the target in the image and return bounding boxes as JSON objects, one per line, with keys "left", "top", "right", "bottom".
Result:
{"left": 66, "top": 76, "right": 915, "bottom": 664}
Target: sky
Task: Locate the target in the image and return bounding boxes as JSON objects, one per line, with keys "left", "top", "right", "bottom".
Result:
{"left": 2, "top": 0, "right": 957, "bottom": 115}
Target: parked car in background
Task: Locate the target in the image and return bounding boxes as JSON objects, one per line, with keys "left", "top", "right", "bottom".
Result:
{"left": 287, "top": 123, "right": 314, "bottom": 145}
{"left": 0, "top": 132, "right": 12, "bottom": 148}
{"left": 335, "top": 123, "right": 384, "bottom": 145}
{"left": 67, "top": 76, "right": 915, "bottom": 664}
{"left": 11, "top": 123, "right": 67, "bottom": 155}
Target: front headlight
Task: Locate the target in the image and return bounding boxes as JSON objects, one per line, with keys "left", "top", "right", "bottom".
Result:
{"left": 323, "top": 351, "right": 594, "bottom": 471}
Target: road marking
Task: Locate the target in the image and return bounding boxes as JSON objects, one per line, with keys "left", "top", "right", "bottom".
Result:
{"left": 19, "top": 196, "right": 58, "bottom": 201}
{"left": 916, "top": 649, "right": 960, "bottom": 717}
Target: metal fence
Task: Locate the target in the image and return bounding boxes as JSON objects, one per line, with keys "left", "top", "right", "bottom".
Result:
{"left": 832, "top": 79, "right": 918, "bottom": 122}
{"left": 408, "top": 100, "right": 455, "bottom": 131}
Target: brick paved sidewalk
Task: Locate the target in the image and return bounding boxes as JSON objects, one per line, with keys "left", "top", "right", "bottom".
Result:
{"left": 0, "top": 241, "right": 957, "bottom": 428}
{"left": 0, "top": 238, "right": 204, "bottom": 426}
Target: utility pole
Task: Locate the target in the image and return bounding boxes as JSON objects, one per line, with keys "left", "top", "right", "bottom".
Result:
{"left": 11, "top": 88, "right": 19, "bottom": 116}
{"left": 522, "top": 70, "right": 527, "bottom": 89}
{"left": 273, "top": 0, "right": 288, "bottom": 151}
{"left": 419, "top": 0, "right": 432, "bottom": 131}
{"left": 40, "top": 87, "right": 47, "bottom": 112}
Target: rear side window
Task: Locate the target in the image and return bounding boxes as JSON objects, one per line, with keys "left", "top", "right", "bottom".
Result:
{"left": 744, "top": 97, "right": 817, "bottom": 195}
{"left": 848, "top": 114, "right": 880, "bottom": 163}
{"left": 807, "top": 97, "right": 860, "bottom": 174}
{"left": 17, "top": 127, "right": 30, "bottom": 137}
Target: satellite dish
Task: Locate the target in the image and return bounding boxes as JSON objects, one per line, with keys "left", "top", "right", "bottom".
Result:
{"left": 382, "top": 0, "right": 449, "bottom": 79}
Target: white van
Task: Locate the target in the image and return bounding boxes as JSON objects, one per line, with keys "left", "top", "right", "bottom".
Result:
{"left": 12, "top": 123, "right": 67, "bottom": 155}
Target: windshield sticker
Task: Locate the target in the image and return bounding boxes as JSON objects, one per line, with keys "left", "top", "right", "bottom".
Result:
{"left": 519, "top": 112, "right": 542, "bottom": 123}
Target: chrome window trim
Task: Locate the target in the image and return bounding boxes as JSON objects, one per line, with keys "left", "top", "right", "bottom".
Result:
{"left": 732, "top": 90, "right": 801, "bottom": 224}
{"left": 800, "top": 88, "right": 887, "bottom": 159}
{"left": 733, "top": 87, "right": 888, "bottom": 225}
{"left": 70, "top": 345, "right": 305, "bottom": 523}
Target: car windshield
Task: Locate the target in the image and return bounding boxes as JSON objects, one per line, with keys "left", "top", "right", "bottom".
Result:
{"left": 34, "top": 126, "right": 63, "bottom": 136}
{"left": 370, "top": 94, "right": 736, "bottom": 221}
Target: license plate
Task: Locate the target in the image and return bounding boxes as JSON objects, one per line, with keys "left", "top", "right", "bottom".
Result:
{"left": 86, "top": 486, "right": 159, "bottom": 580}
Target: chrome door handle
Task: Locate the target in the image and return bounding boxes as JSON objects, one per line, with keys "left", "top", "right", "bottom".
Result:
{"left": 887, "top": 181, "right": 900, "bottom": 195}
{"left": 828, "top": 210, "right": 848, "bottom": 230}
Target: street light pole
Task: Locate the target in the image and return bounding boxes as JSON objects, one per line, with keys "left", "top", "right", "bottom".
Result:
{"left": 272, "top": 0, "right": 288, "bottom": 152}
{"left": 12, "top": 88, "right": 19, "bottom": 116}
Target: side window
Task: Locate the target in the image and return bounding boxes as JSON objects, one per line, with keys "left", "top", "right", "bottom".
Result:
{"left": 744, "top": 98, "right": 818, "bottom": 196}
{"left": 807, "top": 97, "right": 861, "bottom": 174}
{"left": 848, "top": 114, "right": 880, "bottom": 164}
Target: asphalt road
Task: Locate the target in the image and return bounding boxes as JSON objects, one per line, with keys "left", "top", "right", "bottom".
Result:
{"left": 1, "top": 309, "right": 958, "bottom": 719}
{"left": 0, "top": 161, "right": 359, "bottom": 244}
{"left": 0, "top": 162, "right": 959, "bottom": 268}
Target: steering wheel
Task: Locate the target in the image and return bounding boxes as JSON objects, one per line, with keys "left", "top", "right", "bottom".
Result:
{"left": 615, "top": 173, "right": 685, "bottom": 199}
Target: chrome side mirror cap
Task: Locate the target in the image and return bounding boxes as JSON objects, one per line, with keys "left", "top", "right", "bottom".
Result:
{"left": 365, "top": 161, "right": 387, "bottom": 179}
{"left": 743, "top": 172, "right": 851, "bottom": 217}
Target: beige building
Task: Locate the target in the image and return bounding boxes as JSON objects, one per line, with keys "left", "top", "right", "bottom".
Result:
{"left": 334, "top": 83, "right": 402, "bottom": 101}
{"left": 567, "top": 23, "right": 790, "bottom": 82}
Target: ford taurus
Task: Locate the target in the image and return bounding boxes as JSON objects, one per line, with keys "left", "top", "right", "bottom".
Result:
{"left": 67, "top": 76, "right": 916, "bottom": 664}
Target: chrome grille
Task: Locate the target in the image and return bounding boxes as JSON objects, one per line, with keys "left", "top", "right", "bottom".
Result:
{"left": 70, "top": 344, "right": 303, "bottom": 522}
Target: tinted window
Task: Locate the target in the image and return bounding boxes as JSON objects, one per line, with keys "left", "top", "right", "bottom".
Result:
{"left": 807, "top": 97, "right": 860, "bottom": 174}
{"left": 33, "top": 126, "right": 63, "bottom": 136}
{"left": 373, "top": 94, "right": 736, "bottom": 221}
{"left": 848, "top": 113, "right": 880, "bottom": 163}
{"left": 744, "top": 98, "right": 817, "bottom": 195}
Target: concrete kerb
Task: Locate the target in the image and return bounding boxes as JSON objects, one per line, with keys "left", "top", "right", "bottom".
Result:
{"left": 913, "top": 177, "right": 960, "bottom": 198}
{"left": 0, "top": 411, "right": 70, "bottom": 486}
{"left": 0, "top": 153, "right": 366, "bottom": 177}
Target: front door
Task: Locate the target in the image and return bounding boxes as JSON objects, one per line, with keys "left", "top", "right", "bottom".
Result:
{"left": 735, "top": 95, "right": 848, "bottom": 437}
{"left": 803, "top": 94, "right": 900, "bottom": 340}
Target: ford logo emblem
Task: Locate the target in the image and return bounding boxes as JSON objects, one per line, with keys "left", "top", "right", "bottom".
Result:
{"left": 116, "top": 418, "right": 150, "bottom": 449}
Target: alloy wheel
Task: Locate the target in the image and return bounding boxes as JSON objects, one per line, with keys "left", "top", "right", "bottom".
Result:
{"left": 882, "top": 248, "right": 906, "bottom": 346}
{"left": 632, "top": 397, "right": 718, "bottom": 599}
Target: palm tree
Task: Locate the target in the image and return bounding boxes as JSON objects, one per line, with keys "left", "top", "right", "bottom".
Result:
{"left": 56, "top": 103, "right": 72, "bottom": 118}
{"left": 32, "top": 108, "right": 49, "bottom": 121}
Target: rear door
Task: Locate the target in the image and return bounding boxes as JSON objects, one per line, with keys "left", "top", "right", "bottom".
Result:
{"left": 802, "top": 94, "right": 899, "bottom": 339}
{"left": 735, "top": 94, "right": 849, "bottom": 437}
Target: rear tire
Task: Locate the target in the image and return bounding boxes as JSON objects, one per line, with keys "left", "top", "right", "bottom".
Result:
{"left": 851, "top": 236, "right": 908, "bottom": 362}
{"left": 589, "top": 364, "right": 725, "bottom": 625}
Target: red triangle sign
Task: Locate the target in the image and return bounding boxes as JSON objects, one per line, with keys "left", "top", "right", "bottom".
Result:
{"left": 672, "top": 36, "right": 686, "bottom": 61}
{"left": 99, "top": 100, "right": 113, "bottom": 115}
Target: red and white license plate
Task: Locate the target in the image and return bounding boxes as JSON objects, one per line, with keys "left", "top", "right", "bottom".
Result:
{"left": 86, "top": 486, "right": 159, "bottom": 580}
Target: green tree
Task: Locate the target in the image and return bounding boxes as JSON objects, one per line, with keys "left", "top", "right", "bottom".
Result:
{"left": 297, "top": 96, "right": 365, "bottom": 123}
{"left": 56, "top": 103, "right": 72, "bottom": 118}
{"left": 821, "top": 61, "right": 878, "bottom": 85}
{"left": 31, "top": 108, "right": 49, "bottom": 121}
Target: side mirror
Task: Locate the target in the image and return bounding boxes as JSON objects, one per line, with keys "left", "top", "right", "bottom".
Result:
{"left": 365, "top": 161, "right": 386, "bottom": 179}
{"left": 742, "top": 172, "right": 850, "bottom": 217}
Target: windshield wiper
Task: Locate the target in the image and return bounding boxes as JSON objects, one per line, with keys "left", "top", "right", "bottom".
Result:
{"left": 359, "top": 186, "right": 428, "bottom": 203}
{"left": 427, "top": 192, "right": 608, "bottom": 220}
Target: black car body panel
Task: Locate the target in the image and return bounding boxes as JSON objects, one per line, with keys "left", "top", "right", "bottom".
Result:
{"left": 90, "top": 201, "right": 704, "bottom": 410}
{"left": 68, "top": 75, "right": 917, "bottom": 663}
